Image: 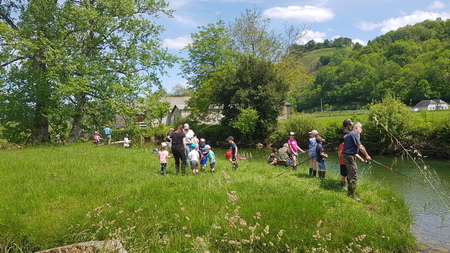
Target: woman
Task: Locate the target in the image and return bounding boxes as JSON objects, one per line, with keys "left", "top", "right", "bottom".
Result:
{"left": 170, "top": 124, "right": 186, "bottom": 175}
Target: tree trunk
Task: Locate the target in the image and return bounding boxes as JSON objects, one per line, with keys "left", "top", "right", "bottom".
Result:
{"left": 69, "top": 93, "right": 87, "bottom": 142}
{"left": 32, "top": 57, "right": 50, "bottom": 143}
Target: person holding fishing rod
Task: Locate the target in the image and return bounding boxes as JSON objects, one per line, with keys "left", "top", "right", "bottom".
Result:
{"left": 342, "top": 122, "right": 371, "bottom": 202}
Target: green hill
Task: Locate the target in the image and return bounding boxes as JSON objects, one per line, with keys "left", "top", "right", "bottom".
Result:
{"left": 298, "top": 47, "right": 353, "bottom": 74}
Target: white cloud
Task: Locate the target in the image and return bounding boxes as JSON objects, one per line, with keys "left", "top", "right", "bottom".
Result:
{"left": 173, "top": 14, "right": 199, "bottom": 27}
{"left": 296, "top": 30, "right": 327, "bottom": 45}
{"left": 357, "top": 10, "right": 450, "bottom": 34}
{"left": 352, "top": 38, "right": 367, "bottom": 46}
{"left": 263, "top": 5, "right": 334, "bottom": 22}
{"left": 162, "top": 35, "right": 193, "bottom": 50}
{"left": 428, "top": 1, "right": 445, "bottom": 10}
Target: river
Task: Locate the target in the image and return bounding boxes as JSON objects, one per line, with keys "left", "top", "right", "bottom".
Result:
{"left": 240, "top": 149, "right": 450, "bottom": 251}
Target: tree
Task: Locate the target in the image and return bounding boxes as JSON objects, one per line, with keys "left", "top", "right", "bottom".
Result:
{"left": 0, "top": 0, "right": 176, "bottom": 143}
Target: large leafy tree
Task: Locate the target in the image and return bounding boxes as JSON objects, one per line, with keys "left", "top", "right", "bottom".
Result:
{"left": 0, "top": 0, "right": 175, "bottom": 143}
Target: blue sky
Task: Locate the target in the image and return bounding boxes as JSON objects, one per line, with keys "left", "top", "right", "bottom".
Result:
{"left": 157, "top": 0, "right": 450, "bottom": 92}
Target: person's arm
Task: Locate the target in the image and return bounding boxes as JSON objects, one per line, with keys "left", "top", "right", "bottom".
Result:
{"left": 357, "top": 144, "right": 371, "bottom": 161}
{"left": 355, "top": 154, "right": 365, "bottom": 163}
{"left": 296, "top": 144, "right": 305, "bottom": 153}
{"left": 320, "top": 151, "right": 328, "bottom": 158}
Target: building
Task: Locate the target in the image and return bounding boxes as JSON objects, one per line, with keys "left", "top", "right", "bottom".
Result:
{"left": 413, "top": 99, "right": 448, "bottom": 111}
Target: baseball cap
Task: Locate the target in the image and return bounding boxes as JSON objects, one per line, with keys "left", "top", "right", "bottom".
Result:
{"left": 204, "top": 144, "right": 211, "bottom": 150}
{"left": 343, "top": 119, "right": 353, "bottom": 127}
{"left": 183, "top": 123, "right": 189, "bottom": 129}
{"left": 289, "top": 132, "right": 295, "bottom": 136}
{"left": 309, "top": 130, "right": 319, "bottom": 135}
{"left": 190, "top": 143, "right": 197, "bottom": 148}
{"left": 200, "top": 138, "right": 206, "bottom": 142}
{"left": 161, "top": 142, "right": 167, "bottom": 147}
{"left": 316, "top": 136, "right": 325, "bottom": 143}
{"left": 226, "top": 136, "right": 234, "bottom": 141}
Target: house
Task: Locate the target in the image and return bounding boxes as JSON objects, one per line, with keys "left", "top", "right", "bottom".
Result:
{"left": 413, "top": 99, "right": 449, "bottom": 111}
{"left": 160, "top": 97, "right": 224, "bottom": 126}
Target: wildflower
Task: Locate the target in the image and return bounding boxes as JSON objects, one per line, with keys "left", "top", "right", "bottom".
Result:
{"left": 178, "top": 200, "right": 183, "bottom": 206}
{"left": 185, "top": 234, "right": 191, "bottom": 238}
{"left": 185, "top": 216, "right": 190, "bottom": 220}
{"left": 317, "top": 220, "right": 322, "bottom": 227}
{"left": 264, "top": 225, "right": 270, "bottom": 234}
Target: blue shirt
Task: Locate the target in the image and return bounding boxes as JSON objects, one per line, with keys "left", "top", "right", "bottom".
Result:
{"left": 207, "top": 150, "right": 216, "bottom": 163}
{"left": 103, "top": 127, "right": 111, "bottom": 135}
{"left": 343, "top": 131, "right": 361, "bottom": 155}
{"left": 308, "top": 137, "right": 317, "bottom": 153}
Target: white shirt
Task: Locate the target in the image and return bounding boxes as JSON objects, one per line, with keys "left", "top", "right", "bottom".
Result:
{"left": 188, "top": 149, "right": 200, "bottom": 161}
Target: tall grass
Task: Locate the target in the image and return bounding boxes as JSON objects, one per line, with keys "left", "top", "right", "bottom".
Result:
{"left": 0, "top": 143, "right": 417, "bottom": 252}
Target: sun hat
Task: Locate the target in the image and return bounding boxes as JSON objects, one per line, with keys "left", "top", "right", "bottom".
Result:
{"left": 161, "top": 142, "right": 167, "bottom": 147}
{"left": 289, "top": 131, "right": 295, "bottom": 136}
{"left": 204, "top": 144, "right": 211, "bottom": 150}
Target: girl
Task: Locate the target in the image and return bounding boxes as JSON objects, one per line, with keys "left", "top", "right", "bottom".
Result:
{"left": 158, "top": 142, "right": 172, "bottom": 175}
{"left": 93, "top": 131, "right": 102, "bottom": 147}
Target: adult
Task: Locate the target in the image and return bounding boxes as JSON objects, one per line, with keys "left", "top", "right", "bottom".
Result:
{"left": 274, "top": 143, "right": 294, "bottom": 166}
{"left": 170, "top": 124, "right": 187, "bottom": 175}
{"left": 183, "top": 123, "right": 195, "bottom": 167}
{"left": 342, "top": 122, "right": 371, "bottom": 201}
{"left": 338, "top": 118, "right": 353, "bottom": 135}
{"left": 165, "top": 127, "right": 174, "bottom": 149}
{"left": 103, "top": 125, "right": 112, "bottom": 145}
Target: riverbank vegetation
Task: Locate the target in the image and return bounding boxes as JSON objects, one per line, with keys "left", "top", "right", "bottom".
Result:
{"left": 0, "top": 143, "right": 417, "bottom": 252}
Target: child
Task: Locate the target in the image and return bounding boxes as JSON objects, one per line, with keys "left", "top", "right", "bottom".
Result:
{"left": 188, "top": 143, "right": 200, "bottom": 174}
{"left": 267, "top": 148, "right": 278, "bottom": 164}
{"left": 287, "top": 132, "right": 305, "bottom": 171}
{"left": 226, "top": 136, "right": 239, "bottom": 169}
{"left": 308, "top": 130, "right": 319, "bottom": 176}
{"left": 93, "top": 131, "right": 102, "bottom": 147}
{"left": 315, "top": 136, "right": 328, "bottom": 179}
{"left": 158, "top": 142, "right": 173, "bottom": 175}
{"left": 123, "top": 134, "right": 130, "bottom": 148}
{"left": 204, "top": 144, "right": 216, "bottom": 172}
{"left": 199, "top": 138, "right": 208, "bottom": 171}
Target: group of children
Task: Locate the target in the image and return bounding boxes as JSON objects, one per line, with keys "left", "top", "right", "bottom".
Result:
{"left": 157, "top": 137, "right": 217, "bottom": 175}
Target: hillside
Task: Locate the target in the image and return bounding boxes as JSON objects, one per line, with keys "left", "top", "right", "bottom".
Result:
{"left": 298, "top": 47, "right": 353, "bottom": 74}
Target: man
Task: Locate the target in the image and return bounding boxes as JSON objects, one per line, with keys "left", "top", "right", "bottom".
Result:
{"left": 338, "top": 118, "right": 353, "bottom": 135}
{"left": 274, "top": 143, "right": 294, "bottom": 167}
{"left": 342, "top": 122, "right": 371, "bottom": 202}
{"left": 103, "top": 125, "right": 112, "bottom": 146}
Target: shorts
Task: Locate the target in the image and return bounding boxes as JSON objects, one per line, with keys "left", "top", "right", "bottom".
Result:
{"left": 286, "top": 160, "right": 294, "bottom": 166}
{"left": 309, "top": 152, "right": 316, "bottom": 159}
{"left": 94, "top": 141, "right": 98, "bottom": 144}
{"left": 340, "top": 164, "right": 347, "bottom": 177}
{"left": 292, "top": 151, "right": 298, "bottom": 157}
{"left": 318, "top": 160, "right": 326, "bottom": 170}
{"left": 190, "top": 160, "right": 198, "bottom": 170}
{"left": 105, "top": 134, "right": 111, "bottom": 140}
{"left": 200, "top": 157, "right": 207, "bottom": 165}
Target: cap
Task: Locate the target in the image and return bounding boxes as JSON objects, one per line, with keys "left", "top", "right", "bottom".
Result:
{"left": 289, "top": 132, "right": 295, "bottom": 136}
{"left": 183, "top": 123, "right": 189, "bottom": 129}
{"left": 169, "top": 128, "right": 174, "bottom": 131}
{"left": 204, "top": 144, "right": 211, "bottom": 150}
{"left": 316, "top": 136, "right": 325, "bottom": 143}
{"left": 226, "top": 136, "right": 234, "bottom": 141}
{"left": 309, "top": 130, "right": 319, "bottom": 135}
{"left": 190, "top": 143, "right": 197, "bottom": 148}
{"left": 337, "top": 128, "right": 350, "bottom": 135}
{"left": 125, "top": 134, "right": 128, "bottom": 136}
{"left": 200, "top": 138, "right": 206, "bottom": 142}
{"left": 94, "top": 131, "right": 99, "bottom": 134}
{"left": 343, "top": 119, "right": 353, "bottom": 127}
{"left": 161, "top": 142, "right": 167, "bottom": 147}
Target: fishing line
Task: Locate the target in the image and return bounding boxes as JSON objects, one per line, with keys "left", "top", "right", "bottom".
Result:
{"left": 369, "top": 159, "right": 438, "bottom": 192}
{"left": 274, "top": 155, "right": 314, "bottom": 178}
{"left": 372, "top": 117, "right": 450, "bottom": 211}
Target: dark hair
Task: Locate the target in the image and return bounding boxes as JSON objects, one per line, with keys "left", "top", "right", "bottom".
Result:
{"left": 272, "top": 148, "right": 278, "bottom": 153}
{"left": 174, "top": 124, "right": 183, "bottom": 133}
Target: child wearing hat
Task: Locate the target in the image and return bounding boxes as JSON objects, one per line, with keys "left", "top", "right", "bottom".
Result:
{"left": 93, "top": 131, "right": 102, "bottom": 147}
{"left": 204, "top": 145, "right": 216, "bottom": 172}
{"left": 226, "top": 136, "right": 238, "bottom": 169}
{"left": 288, "top": 132, "right": 305, "bottom": 171}
{"left": 315, "top": 136, "right": 328, "bottom": 179}
{"left": 158, "top": 142, "right": 173, "bottom": 175}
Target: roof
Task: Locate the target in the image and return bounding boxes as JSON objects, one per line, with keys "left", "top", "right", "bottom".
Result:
{"left": 159, "top": 97, "right": 191, "bottom": 109}
{"left": 414, "top": 99, "right": 448, "bottom": 108}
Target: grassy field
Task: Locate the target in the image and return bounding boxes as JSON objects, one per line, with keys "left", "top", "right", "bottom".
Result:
{"left": 0, "top": 143, "right": 417, "bottom": 252}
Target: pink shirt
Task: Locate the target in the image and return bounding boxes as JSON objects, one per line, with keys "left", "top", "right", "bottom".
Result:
{"left": 158, "top": 150, "right": 169, "bottom": 164}
{"left": 94, "top": 135, "right": 101, "bottom": 141}
{"left": 287, "top": 139, "right": 298, "bottom": 152}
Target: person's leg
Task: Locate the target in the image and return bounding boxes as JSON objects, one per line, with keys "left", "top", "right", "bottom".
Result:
{"left": 343, "top": 155, "right": 359, "bottom": 201}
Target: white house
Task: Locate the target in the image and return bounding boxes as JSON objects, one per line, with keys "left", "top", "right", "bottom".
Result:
{"left": 413, "top": 99, "right": 448, "bottom": 111}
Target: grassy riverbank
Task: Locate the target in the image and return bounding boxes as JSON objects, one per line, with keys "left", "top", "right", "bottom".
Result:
{"left": 0, "top": 143, "right": 417, "bottom": 252}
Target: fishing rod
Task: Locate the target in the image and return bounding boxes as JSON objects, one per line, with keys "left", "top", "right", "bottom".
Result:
{"left": 368, "top": 159, "right": 436, "bottom": 191}
{"left": 274, "top": 155, "right": 314, "bottom": 178}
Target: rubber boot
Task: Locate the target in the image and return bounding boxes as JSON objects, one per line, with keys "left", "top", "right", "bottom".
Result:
{"left": 319, "top": 171, "right": 325, "bottom": 179}
{"left": 292, "top": 166, "right": 297, "bottom": 172}
{"left": 308, "top": 168, "right": 313, "bottom": 176}
{"left": 312, "top": 170, "right": 317, "bottom": 177}
{"left": 341, "top": 181, "right": 348, "bottom": 190}
{"left": 348, "top": 182, "right": 360, "bottom": 202}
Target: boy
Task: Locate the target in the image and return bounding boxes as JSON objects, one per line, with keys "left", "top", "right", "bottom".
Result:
{"left": 199, "top": 138, "right": 208, "bottom": 171}
{"left": 267, "top": 148, "right": 278, "bottom": 164}
{"left": 204, "top": 144, "right": 216, "bottom": 172}
{"left": 226, "top": 136, "right": 238, "bottom": 169}
{"left": 188, "top": 143, "right": 200, "bottom": 174}
{"left": 315, "top": 136, "right": 328, "bottom": 179}
{"left": 308, "top": 130, "right": 319, "bottom": 176}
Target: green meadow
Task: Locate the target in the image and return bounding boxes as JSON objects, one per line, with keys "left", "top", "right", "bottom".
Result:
{"left": 0, "top": 143, "right": 417, "bottom": 252}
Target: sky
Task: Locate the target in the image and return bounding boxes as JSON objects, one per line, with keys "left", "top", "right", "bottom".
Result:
{"left": 156, "top": 0, "right": 450, "bottom": 92}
